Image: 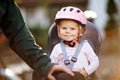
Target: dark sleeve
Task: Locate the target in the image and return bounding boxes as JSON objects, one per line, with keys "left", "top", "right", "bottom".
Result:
{"left": 0, "top": 0, "right": 54, "bottom": 76}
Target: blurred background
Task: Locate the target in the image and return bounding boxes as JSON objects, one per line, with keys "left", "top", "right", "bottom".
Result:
{"left": 0, "top": 0, "right": 120, "bottom": 80}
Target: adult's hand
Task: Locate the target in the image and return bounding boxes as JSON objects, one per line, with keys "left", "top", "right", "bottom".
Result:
{"left": 72, "top": 68, "right": 88, "bottom": 78}
{"left": 48, "top": 65, "right": 74, "bottom": 80}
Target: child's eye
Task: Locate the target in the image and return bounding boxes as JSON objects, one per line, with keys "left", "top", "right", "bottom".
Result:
{"left": 71, "top": 28, "right": 76, "bottom": 30}
{"left": 61, "top": 27, "right": 67, "bottom": 29}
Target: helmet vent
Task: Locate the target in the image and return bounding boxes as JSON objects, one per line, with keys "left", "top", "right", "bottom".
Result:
{"left": 70, "top": 8, "right": 73, "bottom": 11}
{"left": 63, "top": 8, "right": 66, "bottom": 11}
{"left": 77, "top": 10, "right": 80, "bottom": 13}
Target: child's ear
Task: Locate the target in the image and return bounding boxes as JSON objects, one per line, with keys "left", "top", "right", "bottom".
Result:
{"left": 57, "top": 25, "right": 59, "bottom": 32}
{"left": 82, "top": 26, "right": 86, "bottom": 33}
{"left": 56, "top": 25, "right": 60, "bottom": 33}
{"left": 80, "top": 26, "right": 86, "bottom": 34}
{"left": 78, "top": 26, "right": 86, "bottom": 37}
{"left": 57, "top": 25, "right": 60, "bottom": 37}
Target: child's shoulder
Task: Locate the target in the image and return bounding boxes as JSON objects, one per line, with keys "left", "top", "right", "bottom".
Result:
{"left": 54, "top": 43, "right": 61, "bottom": 48}
{"left": 82, "top": 40, "right": 91, "bottom": 47}
{"left": 81, "top": 40, "right": 89, "bottom": 45}
{"left": 82, "top": 40, "right": 94, "bottom": 49}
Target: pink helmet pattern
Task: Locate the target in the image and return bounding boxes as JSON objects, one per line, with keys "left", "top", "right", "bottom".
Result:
{"left": 55, "top": 6, "right": 87, "bottom": 26}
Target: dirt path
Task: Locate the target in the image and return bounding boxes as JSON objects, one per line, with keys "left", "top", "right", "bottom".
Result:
{"left": 96, "top": 54, "right": 120, "bottom": 80}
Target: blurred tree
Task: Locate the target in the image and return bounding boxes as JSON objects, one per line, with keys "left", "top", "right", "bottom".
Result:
{"left": 105, "top": 0, "right": 118, "bottom": 31}
{"left": 107, "top": 0, "right": 117, "bottom": 16}
{"left": 104, "top": 0, "right": 119, "bottom": 54}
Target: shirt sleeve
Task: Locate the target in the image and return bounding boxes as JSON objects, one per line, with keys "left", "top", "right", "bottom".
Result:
{"left": 0, "top": 0, "right": 54, "bottom": 77}
{"left": 50, "top": 44, "right": 59, "bottom": 63}
{"left": 83, "top": 42, "right": 99, "bottom": 75}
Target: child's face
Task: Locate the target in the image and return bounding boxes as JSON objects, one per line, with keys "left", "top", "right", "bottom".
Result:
{"left": 58, "top": 19, "right": 81, "bottom": 41}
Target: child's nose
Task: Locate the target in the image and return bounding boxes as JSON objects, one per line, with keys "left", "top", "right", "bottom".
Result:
{"left": 66, "top": 29, "right": 70, "bottom": 33}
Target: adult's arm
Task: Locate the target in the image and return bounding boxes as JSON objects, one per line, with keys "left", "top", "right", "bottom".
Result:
{"left": 0, "top": 0, "right": 54, "bottom": 76}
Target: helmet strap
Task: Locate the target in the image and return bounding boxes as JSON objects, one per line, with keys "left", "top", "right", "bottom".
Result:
{"left": 63, "top": 34, "right": 83, "bottom": 47}
{"left": 63, "top": 41, "right": 76, "bottom": 47}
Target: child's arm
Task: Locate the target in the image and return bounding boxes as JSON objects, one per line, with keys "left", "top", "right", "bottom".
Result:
{"left": 83, "top": 42, "right": 99, "bottom": 75}
{"left": 50, "top": 44, "right": 60, "bottom": 63}
{"left": 84, "top": 55, "right": 99, "bottom": 75}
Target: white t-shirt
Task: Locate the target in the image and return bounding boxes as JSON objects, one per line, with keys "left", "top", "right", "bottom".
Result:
{"left": 50, "top": 40, "right": 99, "bottom": 75}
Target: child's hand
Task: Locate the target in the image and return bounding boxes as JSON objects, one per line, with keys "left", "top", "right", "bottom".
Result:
{"left": 72, "top": 68, "right": 88, "bottom": 78}
{"left": 79, "top": 69, "right": 88, "bottom": 78}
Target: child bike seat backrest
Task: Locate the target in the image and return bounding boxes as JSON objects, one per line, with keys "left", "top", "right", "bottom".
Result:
{"left": 48, "top": 21, "right": 101, "bottom": 55}
{"left": 47, "top": 21, "right": 102, "bottom": 80}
